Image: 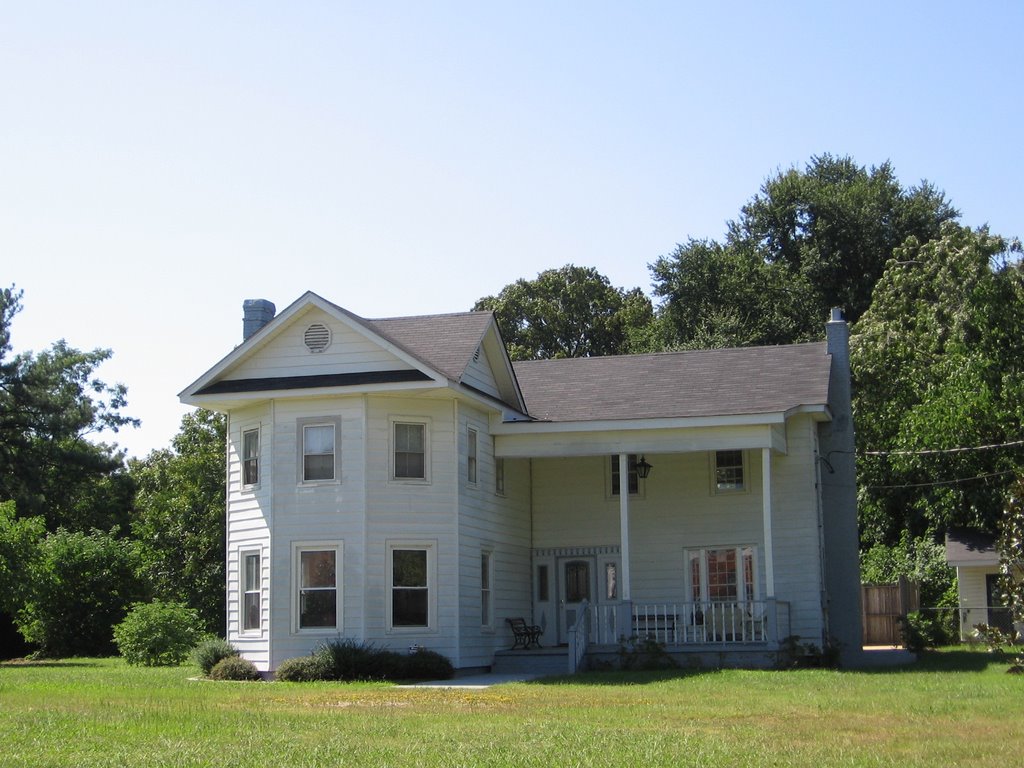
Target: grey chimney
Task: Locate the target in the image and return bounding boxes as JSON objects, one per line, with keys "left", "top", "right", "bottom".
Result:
{"left": 242, "top": 299, "right": 276, "bottom": 341}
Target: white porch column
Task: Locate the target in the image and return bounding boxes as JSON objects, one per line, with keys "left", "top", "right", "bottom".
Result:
{"left": 762, "top": 447, "right": 776, "bottom": 598}
{"left": 618, "top": 452, "right": 632, "bottom": 601}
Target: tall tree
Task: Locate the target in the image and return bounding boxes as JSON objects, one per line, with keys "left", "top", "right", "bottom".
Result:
{"left": 0, "top": 286, "right": 138, "bottom": 530}
{"left": 473, "top": 265, "right": 654, "bottom": 360}
{"left": 650, "top": 155, "right": 959, "bottom": 349}
{"left": 130, "top": 409, "right": 227, "bottom": 634}
{"left": 852, "top": 224, "right": 1024, "bottom": 546}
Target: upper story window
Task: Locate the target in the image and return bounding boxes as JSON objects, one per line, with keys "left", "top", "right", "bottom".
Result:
{"left": 467, "top": 427, "right": 478, "bottom": 485}
{"left": 242, "top": 428, "right": 259, "bottom": 486}
{"left": 610, "top": 454, "right": 639, "bottom": 495}
{"left": 303, "top": 424, "right": 336, "bottom": 482}
{"left": 393, "top": 421, "right": 427, "bottom": 480}
{"left": 713, "top": 450, "right": 745, "bottom": 492}
{"left": 495, "top": 457, "right": 506, "bottom": 496}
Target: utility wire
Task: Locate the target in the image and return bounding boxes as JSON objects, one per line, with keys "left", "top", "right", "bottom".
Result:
{"left": 861, "top": 438, "right": 1024, "bottom": 457}
{"left": 865, "top": 469, "right": 1018, "bottom": 490}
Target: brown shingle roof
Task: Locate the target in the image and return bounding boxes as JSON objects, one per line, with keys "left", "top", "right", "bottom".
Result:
{"left": 367, "top": 312, "right": 494, "bottom": 382}
{"left": 512, "top": 342, "right": 831, "bottom": 422}
{"left": 945, "top": 529, "right": 999, "bottom": 566}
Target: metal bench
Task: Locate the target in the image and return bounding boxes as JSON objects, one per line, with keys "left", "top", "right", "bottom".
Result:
{"left": 505, "top": 617, "right": 543, "bottom": 649}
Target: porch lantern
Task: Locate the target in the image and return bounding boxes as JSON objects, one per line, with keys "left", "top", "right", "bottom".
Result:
{"left": 635, "top": 455, "right": 653, "bottom": 479}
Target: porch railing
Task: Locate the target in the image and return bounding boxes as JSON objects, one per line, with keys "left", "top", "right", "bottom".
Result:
{"left": 567, "top": 599, "right": 591, "bottom": 673}
{"left": 589, "top": 601, "right": 781, "bottom": 645}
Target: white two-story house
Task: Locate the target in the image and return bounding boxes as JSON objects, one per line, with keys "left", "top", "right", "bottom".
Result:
{"left": 180, "top": 291, "right": 862, "bottom": 673}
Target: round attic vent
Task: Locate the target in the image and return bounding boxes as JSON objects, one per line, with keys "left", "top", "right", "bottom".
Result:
{"left": 304, "top": 323, "right": 332, "bottom": 353}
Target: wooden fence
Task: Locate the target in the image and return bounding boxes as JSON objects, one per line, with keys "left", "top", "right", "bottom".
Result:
{"left": 862, "top": 577, "right": 920, "bottom": 646}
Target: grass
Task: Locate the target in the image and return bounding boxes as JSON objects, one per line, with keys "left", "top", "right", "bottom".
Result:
{"left": 1, "top": 650, "right": 1021, "bottom": 767}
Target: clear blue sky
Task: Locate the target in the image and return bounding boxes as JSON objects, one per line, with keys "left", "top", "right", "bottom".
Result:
{"left": 4, "top": 1, "right": 1022, "bottom": 458}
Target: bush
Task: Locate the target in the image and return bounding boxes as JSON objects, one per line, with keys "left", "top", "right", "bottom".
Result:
{"left": 403, "top": 647, "right": 454, "bottom": 680}
{"left": 899, "top": 611, "right": 944, "bottom": 653}
{"left": 311, "top": 638, "right": 454, "bottom": 682}
{"left": 275, "top": 654, "right": 332, "bottom": 682}
{"left": 113, "top": 600, "right": 202, "bottom": 666}
{"left": 209, "top": 655, "right": 261, "bottom": 681}
{"left": 16, "top": 528, "right": 146, "bottom": 657}
{"left": 191, "top": 636, "right": 239, "bottom": 676}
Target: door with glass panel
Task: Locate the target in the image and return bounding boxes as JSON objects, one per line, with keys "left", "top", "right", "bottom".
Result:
{"left": 557, "top": 557, "right": 595, "bottom": 644}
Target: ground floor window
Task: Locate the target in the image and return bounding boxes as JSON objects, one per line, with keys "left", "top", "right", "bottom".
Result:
{"left": 296, "top": 545, "right": 341, "bottom": 630}
{"left": 242, "top": 550, "right": 262, "bottom": 632}
{"left": 481, "top": 550, "right": 493, "bottom": 628}
{"left": 687, "top": 546, "right": 757, "bottom": 603}
{"left": 388, "top": 541, "right": 436, "bottom": 630}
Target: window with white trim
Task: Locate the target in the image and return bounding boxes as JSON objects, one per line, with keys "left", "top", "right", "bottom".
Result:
{"left": 495, "top": 456, "right": 505, "bottom": 495}
{"left": 302, "top": 423, "right": 336, "bottom": 482}
{"left": 388, "top": 542, "right": 435, "bottom": 630}
{"left": 610, "top": 454, "right": 639, "bottom": 495}
{"left": 241, "top": 550, "right": 261, "bottom": 632}
{"left": 296, "top": 547, "right": 340, "bottom": 630}
{"left": 393, "top": 421, "right": 428, "bottom": 480}
{"left": 687, "top": 546, "right": 757, "bottom": 604}
{"left": 713, "top": 450, "right": 746, "bottom": 492}
{"left": 242, "top": 429, "right": 259, "bottom": 487}
{"left": 467, "top": 427, "right": 478, "bottom": 485}
{"left": 480, "top": 550, "right": 493, "bottom": 628}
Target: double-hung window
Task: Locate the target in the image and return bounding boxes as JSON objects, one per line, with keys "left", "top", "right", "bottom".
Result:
{"left": 480, "top": 551, "right": 493, "bottom": 628}
{"left": 393, "top": 421, "right": 427, "bottom": 480}
{"left": 467, "top": 427, "right": 478, "bottom": 485}
{"left": 242, "top": 429, "right": 259, "bottom": 486}
{"left": 302, "top": 424, "right": 336, "bottom": 482}
{"left": 495, "top": 457, "right": 505, "bottom": 495}
{"left": 388, "top": 542, "right": 435, "bottom": 630}
{"left": 297, "top": 547, "right": 339, "bottom": 630}
{"left": 713, "top": 450, "right": 745, "bottom": 492}
{"left": 242, "top": 550, "right": 261, "bottom": 631}
{"left": 610, "top": 454, "right": 639, "bottom": 495}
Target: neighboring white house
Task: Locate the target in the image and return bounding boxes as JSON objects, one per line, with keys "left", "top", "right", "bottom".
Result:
{"left": 180, "top": 292, "right": 863, "bottom": 673}
{"left": 945, "top": 529, "right": 1018, "bottom": 641}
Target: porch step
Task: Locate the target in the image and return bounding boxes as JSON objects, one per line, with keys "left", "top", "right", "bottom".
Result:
{"left": 492, "top": 647, "right": 569, "bottom": 676}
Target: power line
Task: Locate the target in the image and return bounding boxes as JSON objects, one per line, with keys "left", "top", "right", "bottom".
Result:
{"left": 861, "top": 439, "right": 1024, "bottom": 457}
{"left": 865, "top": 469, "right": 1018, "bottom": 490}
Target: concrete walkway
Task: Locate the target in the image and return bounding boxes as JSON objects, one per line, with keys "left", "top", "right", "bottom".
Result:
{"left": 397, "top": 672, "right": 546, "bottom": 689}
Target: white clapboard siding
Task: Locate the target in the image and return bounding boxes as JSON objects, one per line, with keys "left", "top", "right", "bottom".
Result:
{"left": 228, "top": 307, "right": 416, "bottom": 380}
{"left": 461, "top": 345, "right": 501, "bottom": 399}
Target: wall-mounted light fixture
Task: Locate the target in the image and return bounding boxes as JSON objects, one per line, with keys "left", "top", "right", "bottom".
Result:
{"left": 636, "top": 455, "right": 653, "bottom": 479}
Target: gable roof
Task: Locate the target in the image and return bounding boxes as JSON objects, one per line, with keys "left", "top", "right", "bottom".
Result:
{"left": 512, "top": 342, "right": 831, "bottom": 422}
{"left": 945, "top": 529, "right": 1000, "bottom": 567}
{"left": 180, "top": 292, "right": 526, "bottom": 413}
{"left": 367, "top": 312, "right": 494, "bottom": 383}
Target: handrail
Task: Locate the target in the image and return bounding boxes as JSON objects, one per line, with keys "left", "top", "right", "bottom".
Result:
{"left": 567, "top": 599, "right": 591, "bottom": 673}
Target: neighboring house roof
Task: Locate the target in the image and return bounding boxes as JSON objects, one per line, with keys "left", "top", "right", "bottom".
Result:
{"left": 512, "top": 342, "right": 831, "bottom": 422}
{"left": 946, "top": 529, "right": 1000, "bottom": 568}
{"left": 367, "top": 312, "right": 494, "bottom": 383}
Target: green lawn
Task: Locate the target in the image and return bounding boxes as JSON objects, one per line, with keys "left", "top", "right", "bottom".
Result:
{"left": 1, "top": 652, "right": 1020, "bottom": 767}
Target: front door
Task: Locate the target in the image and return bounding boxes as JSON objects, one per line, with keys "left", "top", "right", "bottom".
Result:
{"left": 557, "top": 557, "right": 595, "bottom": 644}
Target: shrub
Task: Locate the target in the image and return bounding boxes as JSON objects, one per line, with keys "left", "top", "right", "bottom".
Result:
{"left": 312, "top": 638, "right": 455, "bottom": 682}
{"left": 275, "top": 654, "right": 332, "bottom": 682}
{"left": 403, "top": 647, "right": 454, "bottom": 680}
{"left": 191, "top": 636, "right": 239, "bottom": 676}
{"left": 16, "top": 527, "right": 146, "bottom": 657}
{"left": 209, "top": 655, "right": 261, "bottom": 681}
{"left": 113, "top": 600, "right": 202, "bottom": 666}
{"left": 900, "top": 611, "right": 944, "bottom": 653}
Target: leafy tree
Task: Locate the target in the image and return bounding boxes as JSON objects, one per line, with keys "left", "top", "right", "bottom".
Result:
{"left": 14, "top": 526, "right": 146, "bottom": 656}
{"left": 473, "top": 265, "right": 654, "bottom": 360}
{"left": 852, "top": 224, "right": 1024, "bottom": 546}
{"left": 0, "top": 286, "right": 138, "bottom": 530}
{"left": 997, "top": 478, "right": 1024, "bottom": 632}
{"left": 650, "top": 155, "right": 959, "bottom": 349}
{"left": 650, "top": 239, "right": 819, "bottom": 349}
{"left": 130, "top": 409, "right": 227, "bottom": 634}
{"left": 0, "top": 501, "right": 44, "bottom": 616}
